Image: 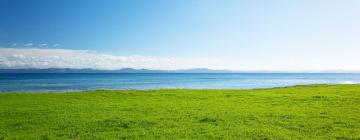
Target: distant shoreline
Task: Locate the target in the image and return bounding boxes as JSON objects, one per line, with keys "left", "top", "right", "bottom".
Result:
{"left": 1, "top": 68, "right": 360, "bottom": 74}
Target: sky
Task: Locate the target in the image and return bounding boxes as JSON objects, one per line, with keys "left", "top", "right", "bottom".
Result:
{"left": 1, "top": 0, "right": 360, "bottom": 70}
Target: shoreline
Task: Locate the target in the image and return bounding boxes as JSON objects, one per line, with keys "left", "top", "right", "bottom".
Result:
{"left": 0, "top": 84, "right": 359, "bottom": 94}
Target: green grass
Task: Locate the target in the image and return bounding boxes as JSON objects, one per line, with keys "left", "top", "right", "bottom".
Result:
{"left": 1, "top": 85, "right": 360, "bottom": 139}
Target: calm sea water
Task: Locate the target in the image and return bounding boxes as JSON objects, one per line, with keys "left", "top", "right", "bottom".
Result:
{"left": 0, "top": 73, "right": 360, "bottom": 92}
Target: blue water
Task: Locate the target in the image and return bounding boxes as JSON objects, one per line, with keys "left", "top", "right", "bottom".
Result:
{"left": 0, "top": 73, "right": 360, "bottom": 92}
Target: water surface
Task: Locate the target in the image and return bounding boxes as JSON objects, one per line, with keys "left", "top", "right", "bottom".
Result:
{"left": 0, "top": 73, "right": 359, "bottom": 92}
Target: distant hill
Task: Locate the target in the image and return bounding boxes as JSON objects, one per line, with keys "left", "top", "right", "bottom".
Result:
{"left": 0, "top": 68, "right": 233, "bottom": 73}
{"left": 0, "top": 68, "right": 359, "bottom": 73}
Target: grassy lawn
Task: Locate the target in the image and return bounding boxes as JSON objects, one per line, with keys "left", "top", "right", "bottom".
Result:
{"left": 0, "top": 85, "right": 360, "bottom": 139}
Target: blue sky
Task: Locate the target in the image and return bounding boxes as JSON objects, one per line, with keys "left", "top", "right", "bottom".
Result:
{"left": 1, "top": 0, "right": 360, "bottom": 70}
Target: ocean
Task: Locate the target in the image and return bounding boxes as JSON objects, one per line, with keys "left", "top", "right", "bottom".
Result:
{"left": 0, "top": 73, "right": 359, "bottom": 92}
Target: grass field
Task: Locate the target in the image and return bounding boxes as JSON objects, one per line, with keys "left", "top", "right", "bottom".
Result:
{"left": 0, "top": 85, "right": 360, "bottom": 139}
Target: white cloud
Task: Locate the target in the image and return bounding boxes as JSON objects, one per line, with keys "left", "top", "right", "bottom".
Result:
{"left": 0, "top": 48, "right": 226, "bottom": 70}
{"left": 1, "top": 48, "right": 359, "bottom": 71}
{"left": 53, "top": 44, "right": 59, "bottom": 47}
{"left": 24, "top": 43, "right": 33, "bottom": 47}
{"left": 39, "top": 44, "right": 48, "bottom": 47}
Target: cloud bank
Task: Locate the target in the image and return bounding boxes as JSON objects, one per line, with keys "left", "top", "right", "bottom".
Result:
{"left": 1, "top": 48, "right": 359, "bottom": 71}
{"left": 24, "top": 43, "right": 33, "bottom": 47}
{"left": 0, "top": 48, "right": 225, "bottom": 70}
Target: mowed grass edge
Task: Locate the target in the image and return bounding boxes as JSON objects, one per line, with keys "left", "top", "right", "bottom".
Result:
{"left": 0, "top": 84, "right": 360, "bottom": 139}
